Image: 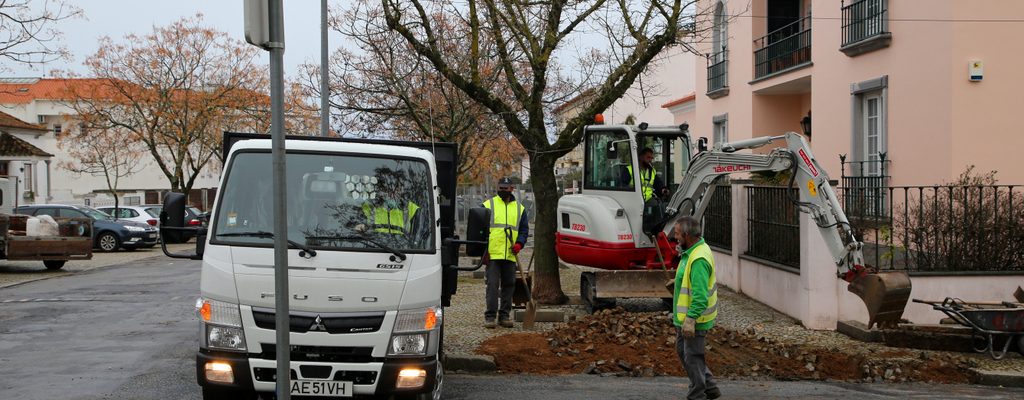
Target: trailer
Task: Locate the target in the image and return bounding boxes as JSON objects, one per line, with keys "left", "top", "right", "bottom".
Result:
{"left": 0, "top": 213, "right": 93, "bottom": 270}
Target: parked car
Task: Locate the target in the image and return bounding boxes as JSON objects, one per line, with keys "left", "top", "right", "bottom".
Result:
{"left": 14, "top": 205, "right": 160, "bottom": 252}
{"left": 96, "top": 205, "right": 159, "bottom": 227}
{"left": 137, "top": 204, "right": 203, "bottom": 241}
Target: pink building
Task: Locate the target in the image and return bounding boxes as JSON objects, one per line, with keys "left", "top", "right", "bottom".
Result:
{"left": 672, "top": 0, "right": 1024, "bottom": 329}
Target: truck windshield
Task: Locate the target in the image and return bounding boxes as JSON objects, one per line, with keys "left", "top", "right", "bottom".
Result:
{"left": 212, "top": 151, "right": 435, "bottom": 253}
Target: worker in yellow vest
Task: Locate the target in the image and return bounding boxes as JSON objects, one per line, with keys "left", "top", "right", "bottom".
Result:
{"left": 481, "top": 177, "right": 529, "bottom": 328}
{"left": 672, "top": 216, "right": 721, "bottom": 400}
{"left": 623, "top": 147, "right": 669, "bottom": 201}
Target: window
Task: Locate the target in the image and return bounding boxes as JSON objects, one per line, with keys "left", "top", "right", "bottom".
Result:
{"left": 124, "top": 196, "right": 141, "bottom": 206}
{"left": 849, "top": 76, "right": 889, "bottom": 217}
{"left": 841, "top": 0, "right": 891, "bottom": 55}
{"left": 34, "top": 208, "right": 57, "bottom": 217}
{"left": 713, "top": 114, "right": 729, "bottom": 147}
{"left": 584, "top": 128, "right": 634, "bottom": 191}
{"left": 212, "top": 151, "right": 436, "bottom": 252}
{"left": 59, "top": 208, "right": 88, "bottom": 219}
{"left": 22, "top": 163, "right": 33, "bottom": 193}
{"left": 707, "top": 1, "right": 729, "bottom": 95}
{"left": 52, "top": 124, "right": 62, "bottom": 135}
{"left": 0, "top": 162, "right": 8, "bottom": 176}
{"left": 863, "top": 94, "right": 883, "bottom": 176}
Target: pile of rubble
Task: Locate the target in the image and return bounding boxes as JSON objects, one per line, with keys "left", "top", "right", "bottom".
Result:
{"left": 476, "top": 307, "right": 979, "bottom": 383}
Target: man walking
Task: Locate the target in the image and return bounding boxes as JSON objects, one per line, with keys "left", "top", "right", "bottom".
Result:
{"left": 672, "top": 216, "right": 721, "bottom": 400}
{"left": 482, "top": 177, "right": 529, "bottom": 328}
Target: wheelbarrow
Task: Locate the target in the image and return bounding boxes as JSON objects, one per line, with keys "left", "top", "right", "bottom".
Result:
{"left": 913, "top": 298, "right": 1024, "bottom": 360}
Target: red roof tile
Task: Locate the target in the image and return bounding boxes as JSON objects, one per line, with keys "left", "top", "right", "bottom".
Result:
{"left": 0, "top": 110, "right": 47, "bottom": 131}
{"left": 660, "top": 92, "right": 697, "bottom": 109}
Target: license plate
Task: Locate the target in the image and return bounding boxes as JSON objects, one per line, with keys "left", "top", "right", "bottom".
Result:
{"left": 148, "top": 233, "right": 158, "bottom": 239}
{"left": 289, "top": 380, "right": 352, "bottom": 397}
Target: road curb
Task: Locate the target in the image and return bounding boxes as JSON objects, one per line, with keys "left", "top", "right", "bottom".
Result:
{"left": 972, "top": 369, "right": 1024, "bottom": 388}
{"left": 444, "top": 353, "right": 497, "bottom": 373}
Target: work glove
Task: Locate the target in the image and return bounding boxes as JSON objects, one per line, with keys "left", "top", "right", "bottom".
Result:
{"left": 512, "top": 243, "right": 523, "bottom": 255}
{"left": 681, "top": 317, "right": 696, "bottom": 338}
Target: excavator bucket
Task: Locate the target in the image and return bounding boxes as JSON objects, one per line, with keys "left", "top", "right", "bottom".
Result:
{"left": 847, "top": 271, "right": 912, "bottom": 329}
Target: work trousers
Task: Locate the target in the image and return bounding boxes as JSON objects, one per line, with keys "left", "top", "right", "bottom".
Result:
{"left": 676, "top": 328, "right": 718, "bottom": 400}
{"left": 484, "top": 259, "right": 517, "bottom": 321}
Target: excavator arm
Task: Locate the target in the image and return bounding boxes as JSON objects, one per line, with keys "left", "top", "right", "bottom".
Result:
{"left": 663, "top": 132, "right": 910, "bottom": 328}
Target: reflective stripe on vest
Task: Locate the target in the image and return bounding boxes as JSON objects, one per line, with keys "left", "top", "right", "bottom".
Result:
{"left": 626, "top": 165, "right": 656, "bottom": 201}
{"left": 484, "top": 196, "right": 524, "bottom": 262}
{"left": 362, "top": 202, "right": 419, "bottom": 234}
{"left": 674, "top": 242, "right": 718, "bottom": 325}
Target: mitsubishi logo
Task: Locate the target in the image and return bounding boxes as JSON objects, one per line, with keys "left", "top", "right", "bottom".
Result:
{"left": 309, "top": 315, "right": 327, "bottom": 332}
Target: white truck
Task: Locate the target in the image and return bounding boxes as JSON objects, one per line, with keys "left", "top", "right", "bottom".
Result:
{"left": 161, "top": 132, "right": 465, "bottom": 400}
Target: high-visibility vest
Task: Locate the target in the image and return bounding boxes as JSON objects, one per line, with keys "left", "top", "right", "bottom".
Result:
{"left": 362, "top": 202, "right": 419, "bottom": 234}
{"left": 483, "top": 196, "right": 524, "bottom": 262}
{"left": 627, "top": 165, "right": 657, "bottom": 201}
{"left": 674, "top": 242, "right": 718, "bottom": 325}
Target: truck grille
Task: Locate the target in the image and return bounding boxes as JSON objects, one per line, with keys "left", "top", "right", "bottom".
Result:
{"left": 253, "top": 367, "right": 377, "bottom": 385}
{"left": 251, "top": 309, "right": 385, "bottom": 334}
{"left": 257, "top": 344, "right": 376, "bottom": 363}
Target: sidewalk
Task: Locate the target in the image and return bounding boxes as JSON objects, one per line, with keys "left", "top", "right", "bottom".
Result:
{"left": 0, "top": 243, "right": 194, "bottom": 289}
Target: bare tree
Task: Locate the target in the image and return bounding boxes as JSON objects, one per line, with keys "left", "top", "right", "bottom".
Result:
{"left": 0, "top": 0, "right": 81, "bottom": 72}
{"left": 62, "top": 15, "right": 269, "bottom": 196}
{"left": 58, "top": 126, "right": 144, "bottom": 215}
{"left": 303, "top": 1, "right": 523, "bottom": 181}
{"left": 378, "top": 0, "right": 699, "bottom": 303}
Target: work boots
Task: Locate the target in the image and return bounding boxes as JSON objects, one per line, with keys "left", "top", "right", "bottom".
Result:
{"left": 499, "top": 318, "right": 514, "bottom": 328}
{"left": 484, "top": 319, "right": 496, "bottom": 329}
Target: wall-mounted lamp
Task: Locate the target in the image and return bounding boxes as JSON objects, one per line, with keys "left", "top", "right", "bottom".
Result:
{"left": 800, "top": 111, "right": 811, "bottom": 137}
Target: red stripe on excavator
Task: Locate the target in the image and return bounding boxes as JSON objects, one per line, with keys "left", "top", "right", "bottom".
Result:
{"left": 798, "top": 149, "right": 819, "bottom": 177}
{"left": 555, "top": 232, "right": 652, "bottom": 270}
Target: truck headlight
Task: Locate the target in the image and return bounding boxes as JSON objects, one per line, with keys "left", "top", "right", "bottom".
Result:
{"left": 389, "top": 333, "right": 427, "bottom": 356}
{"left": 197, "top": 298, "right": 246, "bottom": 351}
{"left": 207, "top": 325, "right": 247, "bottom": 351}
{"left": 392, "top": 306, "right": 442, "bottom": 333}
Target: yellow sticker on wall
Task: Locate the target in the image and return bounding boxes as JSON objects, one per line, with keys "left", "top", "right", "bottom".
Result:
{"left": 807, "top": 180, "right": 818, "bottom": 197}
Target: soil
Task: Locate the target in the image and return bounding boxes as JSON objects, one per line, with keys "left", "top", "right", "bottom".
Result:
{"left": 476, "top": 308, "right": 979, "bottom": 383}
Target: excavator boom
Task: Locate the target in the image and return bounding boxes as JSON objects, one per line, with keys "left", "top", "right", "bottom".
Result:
{"left": 664, "top": 132, "right": 910, "bottom": 328}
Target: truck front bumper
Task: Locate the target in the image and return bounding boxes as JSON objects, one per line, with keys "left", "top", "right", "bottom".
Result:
{"left": 197, "top": 350, "right": 438, "bottom": 397}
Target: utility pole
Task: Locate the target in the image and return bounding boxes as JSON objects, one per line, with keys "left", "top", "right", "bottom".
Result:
{"left": 320, "top": 0, "right": 329, "bottom": 137}
{"left": 243, "top": 0, "right": 290, "bottom": 398}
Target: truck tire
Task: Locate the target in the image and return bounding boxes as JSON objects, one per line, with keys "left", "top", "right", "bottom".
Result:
{"left": 43, "top": 260, "right": 66, "bottom": 270}
{"left": 201, "top": 386, "right": 257, "bottom": 400}
{"left": 96, "top": 232, "right": 120, "bottom": 252}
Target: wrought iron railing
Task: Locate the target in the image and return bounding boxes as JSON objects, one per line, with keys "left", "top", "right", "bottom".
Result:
{"left": 841, "top": 154, "right": 890, "bottom": 218}
{"left": 746, "top": 186, "right": 800, "bottom": 268}
{"left": 840, "top": 185, "right": 1024, "bottom": 273}
{"left": 753, "top": 15, "right": 812, "bottom": 79}
{"left": 842, "top": 0, "right": 888, "bottom": 47}
{"left": 703, "top": 185, "right": 732, "bottom": 250}
{"left": 707, "top": 49, "right": 728, "bottom": 94}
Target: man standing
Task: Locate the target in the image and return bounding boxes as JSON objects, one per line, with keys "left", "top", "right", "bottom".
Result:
{"left": 672, "top": 216, "right": 721, "bottom": 400}
{"left": 482, "top": 177, "right": 529, "bottom": 328}
{"left": 624, "top": 147, "right": 669, "bottom": 201}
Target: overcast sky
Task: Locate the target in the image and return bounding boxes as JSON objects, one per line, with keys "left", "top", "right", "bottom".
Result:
{"left": 7, "top": 0, "right": 348, "bottom": 79}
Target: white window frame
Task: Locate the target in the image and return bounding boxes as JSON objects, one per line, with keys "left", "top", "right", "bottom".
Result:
{"left": 862, "top": 93, "right": 884, "bottom": 176}
{"left": 712, "top": 113, "right": 729, "bottom": 147}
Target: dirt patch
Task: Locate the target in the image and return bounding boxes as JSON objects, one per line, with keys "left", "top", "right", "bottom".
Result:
{"left": 477, "top": 308, "right": 979, "bottom": 383}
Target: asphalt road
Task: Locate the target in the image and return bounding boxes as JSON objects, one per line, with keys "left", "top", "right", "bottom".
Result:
{"left": 2, "top": 256, "right": 1023, "bottom": 400}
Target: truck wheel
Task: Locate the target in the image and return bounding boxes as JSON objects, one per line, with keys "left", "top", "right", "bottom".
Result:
{"left": 43, "top": 260, "right": 66, "bottom": 270}
{"left": 97, "top": 232, "right": 120, "bottom": 252}
{"left": 201, "top": 386, "right": 257, "bottom": 400}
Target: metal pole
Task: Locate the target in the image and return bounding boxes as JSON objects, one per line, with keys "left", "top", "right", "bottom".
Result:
{"left": 320, "top": 0, "right": 330, "bottom": 137}
{"left": 268, "top": 0, "right": 290, "bottom": 398}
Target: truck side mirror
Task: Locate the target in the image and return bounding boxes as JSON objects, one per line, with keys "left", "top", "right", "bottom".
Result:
{"left": 465, "top": 207, "right": 489, "bottom": 257}
{"left": 161, "top": 192, "right": 187, "bottom": 244}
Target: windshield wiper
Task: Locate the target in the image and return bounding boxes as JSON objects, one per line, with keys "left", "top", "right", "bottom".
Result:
{"left": 305, "top": 234, "right": 407, "bottom": 261}
{"left": 217, "top": 231, "right": 317, "bottom": 258}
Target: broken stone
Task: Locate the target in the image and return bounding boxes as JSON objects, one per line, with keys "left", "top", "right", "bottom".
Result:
{"left": 884, "top": 369, "right": 894, "bottom": 380}
{"left": 642, "top": 367, "right": 656, "bottom": 378}
{"left": 583, "top": 363, "right": 598, "bottom": 374}
{"left": 751, "top": 365, "right": 760, "bottom": 372}
{"left": 617, "top": 360, "right": 633, "bottom": 371}
{"left": 596, "top": 360, "right": 607, "bottom": 366}
{"left": 729, "top": 342, "right": 740, "bottom": 348}
{"left": 600, "top": 372, "right": 616, "bottom": 377}
{"left": 806, "top": 354, "right": 817, "bottom": 363}
{"left": 585, "top": 344, "right": 595, "bottom": 352}
{"left": 805, "top": 363, "right": 815, "bottom": 372}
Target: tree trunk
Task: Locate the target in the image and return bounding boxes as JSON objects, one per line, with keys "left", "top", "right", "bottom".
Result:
{"left": 528, "top": 152, "right": 568, "bottom": 305}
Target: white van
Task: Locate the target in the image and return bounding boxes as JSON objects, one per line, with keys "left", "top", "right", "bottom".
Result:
{"left": 162, "top": 133, "right": 465, "bottom": 400}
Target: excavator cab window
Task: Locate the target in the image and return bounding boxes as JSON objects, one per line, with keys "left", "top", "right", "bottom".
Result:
{"left": 584, "top": 129, "right": 634, "bottom": 191}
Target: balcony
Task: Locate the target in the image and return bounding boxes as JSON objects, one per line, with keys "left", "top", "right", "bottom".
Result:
{"left": 841, "top": 0, "right": 891, "bottom": 56}
{"left": 753, "top": 15, "right": 811, "bottom": 80}
{"left": 706, "top": 49, "right": 729, "bottom": 98}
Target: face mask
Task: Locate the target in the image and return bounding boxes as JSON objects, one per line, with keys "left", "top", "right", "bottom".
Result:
{"left": 498, "top": 190, "right": 512, "bottom": 199}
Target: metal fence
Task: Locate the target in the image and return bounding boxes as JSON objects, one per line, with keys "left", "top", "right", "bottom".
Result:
{"left": 455, "top": 185, "right": 536, "bottom": 225}
{"left": 842, "top": 185, "right": 1024, "bottom": 273}
{"left": 703, "top": 185, "right": 732, "bottom": 250}
{"left": 754, "top": 15, "right": 812, "bottom": 79}
{"left": 842, "top": 0, "right": 888, "bottom": 47}
{"left": 706, "top": 49, "right": 728, "bottom": 94}
{"left": 746, "top": 186, "right": 801, "bottom": 268}
{"left": 841, "top": 155, "right": 890, "bottom": 218}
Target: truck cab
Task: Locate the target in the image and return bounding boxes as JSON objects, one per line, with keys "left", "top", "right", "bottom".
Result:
{"left": 167, "top": 134, "right": 459, "bottom": 399}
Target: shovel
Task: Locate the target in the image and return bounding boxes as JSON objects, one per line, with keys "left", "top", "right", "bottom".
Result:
{"left": 516, "top": 252, "right": 538, "bottom": 330}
